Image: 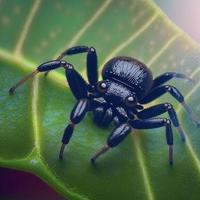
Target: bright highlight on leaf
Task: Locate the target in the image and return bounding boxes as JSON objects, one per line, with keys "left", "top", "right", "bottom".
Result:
{"left": 0, "top": 0, "right": 200, "bottom": 200}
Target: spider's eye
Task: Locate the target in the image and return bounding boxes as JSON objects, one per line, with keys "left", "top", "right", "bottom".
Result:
{"left": 125, "top": 96, "right": 136, "bottom": 107}
{"left": 97, "top": 81, "right": 107, "bottom": 93}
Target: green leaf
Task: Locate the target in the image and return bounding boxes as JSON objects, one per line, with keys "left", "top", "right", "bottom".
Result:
{"left": 1, "top": 0, "right": 200, "bottom": 199}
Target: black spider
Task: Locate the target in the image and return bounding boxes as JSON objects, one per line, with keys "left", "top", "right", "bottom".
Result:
{"left": 9, "top": 45, "right": 200, "bottom": 165}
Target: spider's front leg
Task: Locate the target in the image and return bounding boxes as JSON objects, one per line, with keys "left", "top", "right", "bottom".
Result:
{"left": 91, "top": 107, "right": 132, "bottom": 163}
{"left": 9, "top": 60, "right": 80, "bottom": 94}
{"left": 59, "top": 98, "right": 89, "bottom": 159}
{"left": 45, "top": 45, "right": 98, "bottom": 87}
{"left": 91, "top": 123, "right": 132, "bottom": 163}
{"left": 9, "top": 60, "right": 65, "bottom": 94}
{"left": 9, "top": 59, "right": 89, "bottom": 101}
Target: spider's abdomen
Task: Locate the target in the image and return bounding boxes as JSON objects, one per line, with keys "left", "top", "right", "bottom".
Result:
{"left": 102, "top": 56, "right": 153, "bottom": 99}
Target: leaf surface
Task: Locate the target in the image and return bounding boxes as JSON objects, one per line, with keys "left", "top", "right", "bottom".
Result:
{"left": 1, "top": 0, "right": 200, "bottom": 200}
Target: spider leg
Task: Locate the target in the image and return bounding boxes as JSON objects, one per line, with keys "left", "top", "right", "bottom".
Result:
{"left": 137, "top": 103, "right": 186, "bottom": 141}
{"left": 91, "top": 123, "right": 131, "bottom": 163}
{"left": 139, "top": 85, "right": 200, "bottom": 126}
{"left": 9, "top": 59, "right": 89, "bottom": 100}
{"left": 9, "top": 60, "right": 68, "bottom": 94}
{"left": 129, "top": 118, "right": 174, "bottom": 165}
{"left": 64, "top": 63, "right": 88, "bottom": 99}
{"left": 91, "top": 118, "right": 174, "bottom": 165}
{"left": 152, "top": 72, "right": 194, "bottom": 88}
{"left": 45, "top": 45, "right": 98, "bottom": 86}
{"left": 59, "top": 98, "right": 89, "bottom": 159}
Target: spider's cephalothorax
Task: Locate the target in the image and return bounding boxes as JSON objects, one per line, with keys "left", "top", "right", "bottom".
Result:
{"left": 9, "top": 45, "right": 200, "bottom": 165}
{"left": 100, "top": 56, "right": 153, "bottom": 106}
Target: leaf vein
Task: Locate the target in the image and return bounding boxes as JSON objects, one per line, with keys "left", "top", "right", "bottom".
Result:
{"left": 100, "top": 12, "right": 159, "bottom": 67}
{"left": 32, "top": 76, "right": 40, "bottom": 153}
{"left": 0, "top": 48, "right": 67, "bottom": 89}
{"left": 53, "top": 0, "right": 113, "bottom": 59}
{"left": 133, "top": 133, "right": 155, "bottom": 200}
{"left": 147, "top": 33, "right": 180, "bottom": 66}
{"left": 14, "top": 0, "right": 42, "bottom": 57}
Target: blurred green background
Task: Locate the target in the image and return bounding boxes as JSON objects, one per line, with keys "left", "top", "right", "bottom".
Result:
{"left": 155, "top": 0, "right": 200, "bottom": 43}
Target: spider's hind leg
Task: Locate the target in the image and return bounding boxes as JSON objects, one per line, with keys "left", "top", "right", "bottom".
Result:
{"left": 129, "top": 118, "right": 174, "bottom": 165}
{"left": 137, "top": 103, "right": 186, "bottom": 141}
{"left": 152, "top": 72, "right": 194, "bottom": 88}
{"left": 140, "top": 85, "right": 200, "bottom": 127}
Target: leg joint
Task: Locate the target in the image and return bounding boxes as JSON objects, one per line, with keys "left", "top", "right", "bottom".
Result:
{"left": 163, "top": 118, "right": 171, "bottom": 126}
{"left": 62, "top": 61, "right": 74, "bottom": 70}
{"left": 164, "top": 103, "right": 173, "bottom": 110}
{"left": 89, "top": 47, "right": 96, "bottom": 52}
{"left": 164, "top": 85, "right": 172, "bottom": 92}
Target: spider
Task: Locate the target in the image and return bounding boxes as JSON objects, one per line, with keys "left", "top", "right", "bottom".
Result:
{"left": 9, "top": 45, "right": 200, "bottom": 165}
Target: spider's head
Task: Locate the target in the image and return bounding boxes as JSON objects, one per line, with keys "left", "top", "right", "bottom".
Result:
{"left": 96, "top": 79, "right": 137, "bottom": 108}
